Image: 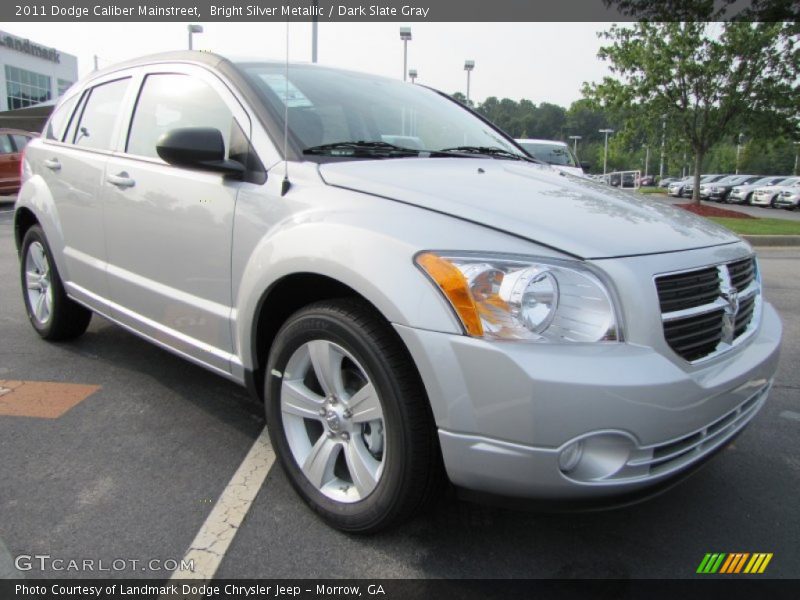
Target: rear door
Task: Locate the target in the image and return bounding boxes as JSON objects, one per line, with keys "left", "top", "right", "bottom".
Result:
{"left": 102, "top": 65, "right": 261, "bottom": 375}
{"left": 35, "top": 76, "right": 133, "bottom": 300}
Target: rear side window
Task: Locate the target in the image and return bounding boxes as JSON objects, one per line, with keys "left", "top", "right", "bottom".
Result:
{"left": 45, "top": 94, "right": 79, "bottom": 141}
{"left": 126, "top": 73, "right": 233, "bottom": 159}
{"left": 11, "top": 134, "right": 31, "bottom": 151}
{"left": 72, "top": 78, "right": 131, "bottom": 151}
{"left": 0, "top": 135, "right": 13, "bottom": 154}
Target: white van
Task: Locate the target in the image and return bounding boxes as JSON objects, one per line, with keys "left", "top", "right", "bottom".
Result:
{"left": 516, "top": 138, "right": 586, "bottom": 177}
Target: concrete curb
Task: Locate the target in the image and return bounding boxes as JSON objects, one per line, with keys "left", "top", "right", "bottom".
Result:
{"left": 743, "top": 235, "right": 800, "bottom": 247}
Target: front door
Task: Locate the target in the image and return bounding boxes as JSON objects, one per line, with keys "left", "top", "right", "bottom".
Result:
{"left": 102, "top": 68, "right": 252, "bottom": 375}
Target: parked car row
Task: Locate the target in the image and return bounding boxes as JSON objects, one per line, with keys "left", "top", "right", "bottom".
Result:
{"left": 665, "top": 172, "right": 800, "bottom": 209}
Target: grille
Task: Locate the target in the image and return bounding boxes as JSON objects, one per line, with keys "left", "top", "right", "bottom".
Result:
{"left": 655, "top": 267, "right": 719, "bottom": 313}
{"left": 655, "top": 257, "right": 760, "bottom": 362}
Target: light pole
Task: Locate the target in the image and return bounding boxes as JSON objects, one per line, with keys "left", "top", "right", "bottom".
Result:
{"left": 464, "top": 60, "right": 475, "bottom": 104}
{"left": 599, "top": 128, "right": 614, "bottom": 175}
{"left": 659, "top": 114, "right": 666, "bottom": 179}
{"left": 409, "top": 69, "right": 418, "bottom": 84}
{"left": 400, "top": 27, "right": 412, "bottom": 81}
{"left": 188, "top": 24, "right": 203, "bottom": 50}
{"left": 569, "top": 135, "right": 582, "bottom": 157}
{"left": 311, "top": 0, "right": 318, "bottom": 62}
{"left": 644, "top": 144, "right": 650, "bottom": 177}
{"left": 735, "top": 133, "right": 744, "bottom": 175}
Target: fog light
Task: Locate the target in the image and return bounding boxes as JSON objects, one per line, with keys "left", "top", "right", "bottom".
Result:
{"left": 558, "top": 440, "right": 584, "bottom": 473}
{"left": 557, "top": 433, "right": 635, "bottom": 482}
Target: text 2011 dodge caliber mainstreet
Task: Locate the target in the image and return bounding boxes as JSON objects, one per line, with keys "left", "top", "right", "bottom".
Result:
{"left": 15, "top": 52, "right": 781, "bottom": 533}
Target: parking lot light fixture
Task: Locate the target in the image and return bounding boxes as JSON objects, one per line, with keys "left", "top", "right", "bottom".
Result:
{"left": 569, "top": 135, "right": 582, "bottom": 157}
{"left": 464, "top": 60, "right": 475, "bottom": 104}
{"left": 599, "top": 129, "right": 614, "bottom": 175}
{"left": 409, "top": 68, "right": 418, "bottom": 84}
{"left": 187, "top": 24, "right": 203, "bottom": 50}
{"left": 400, "top": 27, "right": 412, "bottom": 81}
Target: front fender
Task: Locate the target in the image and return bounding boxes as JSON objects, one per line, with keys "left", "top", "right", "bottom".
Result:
{"left": 233, "top": 219, "right": 463, "bottom": 370}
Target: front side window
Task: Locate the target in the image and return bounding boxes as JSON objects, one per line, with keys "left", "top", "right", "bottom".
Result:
{"left": 237, "top": 63, "right": 524, "bottom": 159}
{"left": 126, "top": 73, "right": 233, "bottom": 159}
{"left": 5, "top": 65, "right": 51, "bottom": 109}
{"left": 72, "top": 78, "right": 131, "bottom": 151}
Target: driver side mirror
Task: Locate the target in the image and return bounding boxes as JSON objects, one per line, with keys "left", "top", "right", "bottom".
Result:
{"left": 156, "top": 127, "right": 245, "bottom": 177}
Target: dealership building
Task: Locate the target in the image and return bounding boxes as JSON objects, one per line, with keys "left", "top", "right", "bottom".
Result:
{"left": 0, "top": 30, "right": 78, "bottom": 112}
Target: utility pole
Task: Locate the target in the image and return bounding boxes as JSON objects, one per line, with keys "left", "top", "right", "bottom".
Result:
{"left": 93, "top": 55, "right": 99, "bottom": 71}
{"left": 735, "top": 133, "right": 744, "bottom": 175}
{"left": 311, "top": 0, "right": 318, "bottom": 62}
{"left": 644, "top": 144, "right": 650, "bottom": 177}
{"left": 599, "top": 129, "right": 614, "bottom": 175}
{"left": 659, "top": 114, "right": 666, "bottom": 179}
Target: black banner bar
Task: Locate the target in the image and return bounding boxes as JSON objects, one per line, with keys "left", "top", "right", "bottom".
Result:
{"left": 3, "top": 579, "right": 800, "bottom": 600}
{"left": 2, "top": 0, "right": 798, "bottom": 23}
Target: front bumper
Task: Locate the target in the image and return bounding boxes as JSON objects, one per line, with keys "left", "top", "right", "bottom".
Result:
{"left": 751, "top": 195, "right": 773, "bottom": 206}
{"left": 394, "top": 303, "right": 781, "bottom": 500}
{"left": 774, "top": 198, "right": 799, "bottom": 208}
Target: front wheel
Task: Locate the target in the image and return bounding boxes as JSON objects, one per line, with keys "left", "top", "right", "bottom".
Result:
{"left": 20, "top": 225, "right": 92, "bottom": 340}
{"left": 265, "top": 298, "right": 442, "bottom": 533}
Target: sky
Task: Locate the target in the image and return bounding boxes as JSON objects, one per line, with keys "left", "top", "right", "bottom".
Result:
{"left": 5, "top": 22, "right": 614, "bottom": 107}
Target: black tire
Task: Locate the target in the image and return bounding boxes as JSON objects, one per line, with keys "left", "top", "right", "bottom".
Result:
{"left": 745, "top": 193, "right": 753, "bottom": 205}
{"left": 265, "top": 298, "right": 443, "bottom": 533}
{"left": 20, "top": 225, "right": 92, "bottom": 341}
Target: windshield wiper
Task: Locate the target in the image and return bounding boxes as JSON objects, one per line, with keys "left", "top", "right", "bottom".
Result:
{"left": 437, "top": 146, "right": 542, "bottom": 163}
{"left": 303, "top": 141, "right": 422, "bottom": 158}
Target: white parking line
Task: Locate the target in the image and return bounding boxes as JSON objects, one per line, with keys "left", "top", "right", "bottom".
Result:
{"left": 779, "top": 410, "right": 800, "bottom": 422}
{"left": 0, "top": 536, "right": 23, "bottom": 578}
{"left": 171, "top": 427, "right": 275, "bottom": 581}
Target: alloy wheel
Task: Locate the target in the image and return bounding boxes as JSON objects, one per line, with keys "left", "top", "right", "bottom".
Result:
{"left": 280, "top": 339, "right": 386, "bottom": 503}
{"left": 25, "top": 241, "right": 53, "bottom": 325}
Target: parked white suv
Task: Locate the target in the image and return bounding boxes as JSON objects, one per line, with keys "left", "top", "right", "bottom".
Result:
{"left": 15, "top": 52, "right": 782, "bottom": 532}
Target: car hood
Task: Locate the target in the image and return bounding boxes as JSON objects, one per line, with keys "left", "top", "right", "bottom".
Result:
{"left": 318, "top": 158, "right": 739, "bottom": 259}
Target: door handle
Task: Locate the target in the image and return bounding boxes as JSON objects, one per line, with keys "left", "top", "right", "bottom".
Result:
{"left": 107, "top": 172, "right": 135, "bottom": 188}
{"left": 43, "top": 158, "right": 61, "bottom": 171}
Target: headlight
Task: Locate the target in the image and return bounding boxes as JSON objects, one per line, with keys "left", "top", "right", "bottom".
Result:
{"left": 415, "top": 252, "right": 620, "bottom": 342}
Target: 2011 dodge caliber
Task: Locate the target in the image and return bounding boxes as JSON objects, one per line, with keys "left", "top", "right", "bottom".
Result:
{"left": 15, "top": 52, "right": 781, "bottom": 533}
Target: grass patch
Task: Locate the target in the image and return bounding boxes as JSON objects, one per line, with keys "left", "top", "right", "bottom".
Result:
{"left": 636, "top": 187, "right": 667, "bottom": 194}
{"left": 709, "top": 217, "right": 800, "bottom": 235}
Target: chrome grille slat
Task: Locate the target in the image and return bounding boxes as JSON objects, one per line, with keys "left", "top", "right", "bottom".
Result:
{"left": 655, "top": 257, "right": 761, "bottom": 363}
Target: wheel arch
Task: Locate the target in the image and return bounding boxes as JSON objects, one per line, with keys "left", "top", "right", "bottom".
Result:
{"left": 245, "top": 272, "right": 432, "bottom": 405}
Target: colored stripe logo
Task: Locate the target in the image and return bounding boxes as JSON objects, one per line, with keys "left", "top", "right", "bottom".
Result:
{"left": 697, "top": 553, "right": 773, "bottom": 574}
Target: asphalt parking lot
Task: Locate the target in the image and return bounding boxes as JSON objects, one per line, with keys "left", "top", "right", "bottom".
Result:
{"left": 0, "top": 207, "right": 798, "bottom": 580}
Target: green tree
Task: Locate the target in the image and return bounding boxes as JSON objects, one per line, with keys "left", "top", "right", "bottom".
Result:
{"left": 585, "top": 21, "right": 799, "bottom": 203}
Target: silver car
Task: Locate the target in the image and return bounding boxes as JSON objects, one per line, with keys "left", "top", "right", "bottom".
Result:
{"left": 729, "top": 176, "right": 788, "bottom": 204}
{"left": 752, "top": 177, "right": 800, "bottom": 207}
{"left": 15, "top": 52, "right": 782, "bottom": 532}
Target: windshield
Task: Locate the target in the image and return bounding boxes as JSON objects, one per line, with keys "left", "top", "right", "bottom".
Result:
{"left": 236, "top": 62, "right": 525, "bottom": 160}
{"left": 517, "top": 142, "right": 579, "bottom": 167}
